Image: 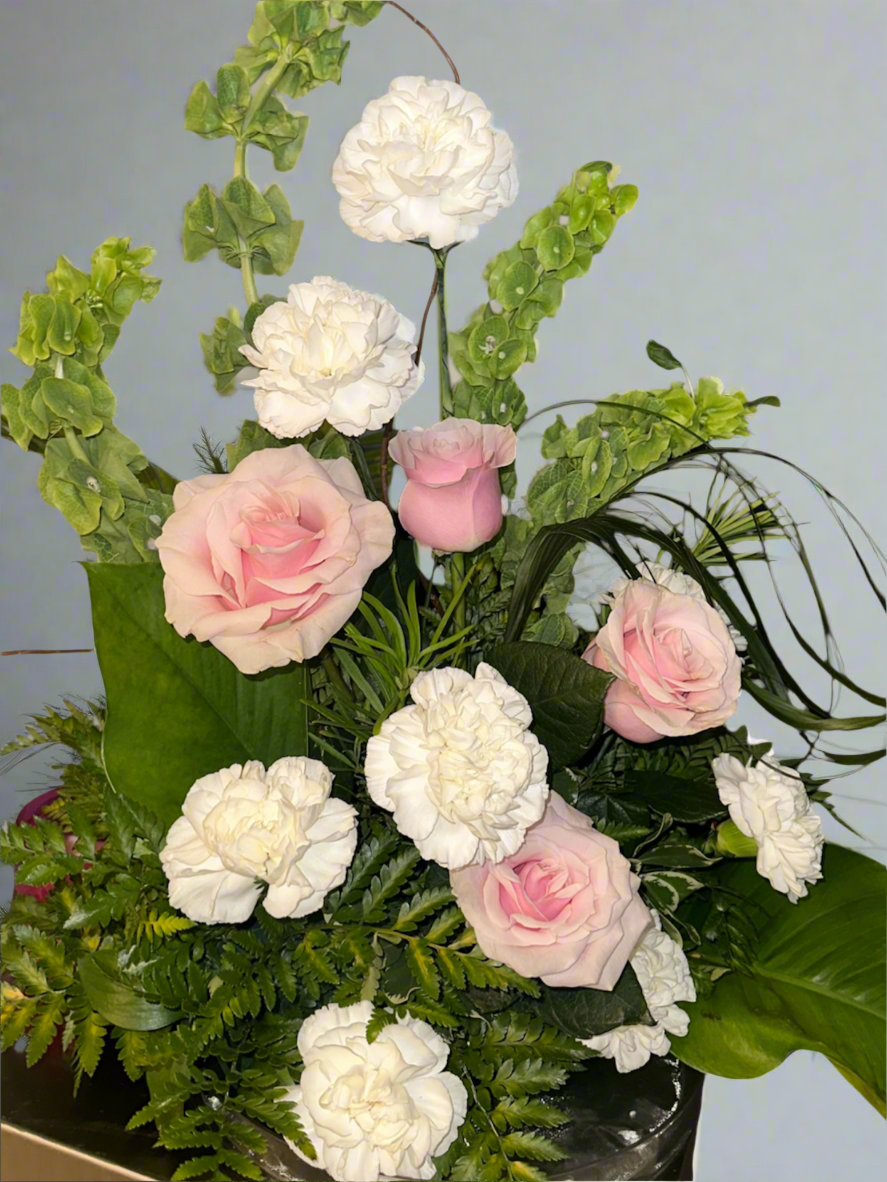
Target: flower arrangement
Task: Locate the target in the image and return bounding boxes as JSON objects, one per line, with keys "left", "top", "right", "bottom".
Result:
{"left": 1, "top": 4, "right": 884, "bottom": 1182}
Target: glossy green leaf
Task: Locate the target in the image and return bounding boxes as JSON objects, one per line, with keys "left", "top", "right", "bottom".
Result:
{"left": 486, "top": 641, "right": 613, "bottom": 769}
{"left": 646, "top": 339, "right": 684, "bottom": 371}
{"left": 623, "top": 769, "right": 726, "bottom": 823}
{"left": 672, "top": 846, "right": 886, "bottom": 1113}
{"left": 86, "top": 563, "right": 311, "bottom": 823}
{"left": 529, "top": 964, "right": 652, "bottom": 1039}
{"left": 78, "top": 955, "right": 180, "bottom": 1031}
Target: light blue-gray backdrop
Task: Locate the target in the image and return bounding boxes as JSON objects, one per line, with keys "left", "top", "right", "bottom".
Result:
{"left": 1, "top": 1, "right": 884, "bottom": 1177}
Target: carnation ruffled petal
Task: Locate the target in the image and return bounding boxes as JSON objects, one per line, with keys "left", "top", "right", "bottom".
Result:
{"left": 366, "top": 665, "right": 549, "bottom": 869}
{"left": 240, "top": 277, "right": 424, "bottom": 439}
{"left": 712, "top": 752, "right": 824, "bottom": 902}
{"left": 161, "top": 758, "right": 357, "bottom": 924}
{"left": 333, "top": 77, "right": 517, "bottom": 248}
{"left": 582, "top": 916, "right": 697, "bottom": 1073}
{"left": 283, "top": 1003, "right": 467, "bottom": 1182}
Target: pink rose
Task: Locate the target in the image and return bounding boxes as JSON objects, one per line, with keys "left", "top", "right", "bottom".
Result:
{"left": 584, "top": 579, "right": 742, "bottom": 743}
{"left": 450, "top": 792, "right": 652, "bottom": 990}
{"left": 156, "top": 446, "right": 394, "bottom": 675}
{"left": 389, "top": 419, "right": 516, "bottom": 552}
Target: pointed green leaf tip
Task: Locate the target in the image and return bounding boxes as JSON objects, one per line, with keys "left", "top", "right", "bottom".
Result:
{"left": 646, "top": 339, "right": 683, "bottom": 370}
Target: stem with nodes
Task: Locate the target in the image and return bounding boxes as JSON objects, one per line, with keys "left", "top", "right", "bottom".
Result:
{"left": 231, "top": 45, "right": 295, "bottom": 308}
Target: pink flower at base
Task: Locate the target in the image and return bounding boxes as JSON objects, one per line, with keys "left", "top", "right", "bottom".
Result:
{"left": 156, "top": 446, "right": 394, "bottom": 676}
{"left": 450, "top": 792, "right": 652, "bottom": 990}
{"left": 583, "top": 579, "right": 742, "bottom": 743}
{"left": 389, "top": 419, "right": 516, "bottom": 552}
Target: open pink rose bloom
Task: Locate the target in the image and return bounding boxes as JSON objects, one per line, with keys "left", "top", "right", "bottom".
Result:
{"left": 156, "top": 446, "right": 394, "bottom": 675}
{"left": 585, "top": 579, "right": 742, "bottom": 742}
{"left": 450, "top": 792, "right": 652, "bottom": 990}
{"left": 389, "top": 418, "right": 516, "bottom": 552}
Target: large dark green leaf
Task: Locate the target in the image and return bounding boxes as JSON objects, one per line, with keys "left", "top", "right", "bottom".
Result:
{"left": 86, "top": 563, "right": 310, "bottom": 825}
{"left": 486, "top": 641, "right": 613, "bottom": 769}
{"left": 623, "top": 768, "right": 726, "bottom": 823}
{"left": 78, "top": 954, "right": 180, "bottom": 1031}
{"left": 671, "top": 845, "right": 886, "bottom": 1114}
{"left": 527, "top": 964, "right": 652, "bottom": 1039}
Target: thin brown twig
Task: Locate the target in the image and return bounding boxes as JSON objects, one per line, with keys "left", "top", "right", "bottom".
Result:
{"left": 385, "top": 1, "right": 460, "bottom": 83}
{"left": 381, "top": 271, "right": 439, "bottom": 509}
{"left": 2, "top": 649, "right": 93, "bottom": 656}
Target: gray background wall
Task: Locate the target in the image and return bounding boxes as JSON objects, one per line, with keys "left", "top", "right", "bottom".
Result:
{"left": 1, "top": 1, "right": 883, "bottom": 1177}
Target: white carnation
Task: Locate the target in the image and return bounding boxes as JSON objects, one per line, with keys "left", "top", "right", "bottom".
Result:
{"left": 712, "top": 752, "right": 824, "bottom": 902}
{"left": 160, "top": 758, "right": 357, "bottom": 924}
{"left": 583, "top": 915, "right": 696, "bottom": 1073}
{"left": 284, "top": 1001, "right": 468, "bottom": 1182}
{"left": 239, "top": 276, "right": 424, "bottom": 439}
{"left": 365, "top": 664, "right": 549, "bottom": 869}
{"left": 332, "top": 75, "right": 518, "bottom": 249}
{"left": 606, "top": 561, "right": 747, "bottom": 651}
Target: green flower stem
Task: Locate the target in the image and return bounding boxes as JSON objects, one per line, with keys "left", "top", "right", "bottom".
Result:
{"left": 427, "top": 245, "right": 468, "bottom": 635}
{"left": 63, "top": 425, "right": 89, "bottom": 465}
{"left": 232, "top": 45, "right": 295, "bottom": 309}
{"left": 451, "top": 552, "right": 466, "bottom": 634}
{"left": 432, "top": 247, "right": 453, "bottom": 417}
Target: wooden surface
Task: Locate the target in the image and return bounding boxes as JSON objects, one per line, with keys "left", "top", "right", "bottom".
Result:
{"left": 0, "top": 1126, "right": 153, "bottom": 1181}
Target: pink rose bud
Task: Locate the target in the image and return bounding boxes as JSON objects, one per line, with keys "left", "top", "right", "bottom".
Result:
{"left": 450, "top": 792, "right": 652, "bottom": 990}
{"left": 584, "top": 579, "right": 742, "bottom": 743}
{"left": 389, "top": 419, "right": 516, "bottom": 552}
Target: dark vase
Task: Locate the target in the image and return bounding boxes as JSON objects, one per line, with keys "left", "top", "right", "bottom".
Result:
{"left": 249, "top": 1055, "right": 704, "bottom": 1182}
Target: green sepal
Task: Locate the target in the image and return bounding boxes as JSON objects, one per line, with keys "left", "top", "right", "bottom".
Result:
{"left": 1, "top": 384, "right": 32, "bottom": 450}
{"left": 220, "top": 176, "right": 276, "bottom": 239}
{"left": 216, "top": 63, "right": 251, "bottom": 120}
{"left": 46, "top": 255, "right": 90, "bottom": 300}
{"left": 40, "top": 377, "right": 104, "bottom": 436}
{"left": 468, "top": 315, "right": 509, "bottom": 367}
{"left": 183, "top": 184, "right": 225, "bottom": 262}
{"left": 37, "top": 440, "right": 104, "bottom": 534}
{"left": 331, "top": 1, "right": 384, "bottom": 25}
{"left": 18, "top": 368, "right": 53, "bottom": 437}
{"left": 184, "top": 80, "right": 227, "bottom": 139}
{"left": 246, "top": 101, "right": 309, "bottom": 171}
{"left": 11, "top": 293, "right": 55, "bottom": 364}
{"left": 200, "top": 316, "right": 249, "bottom": 394}
{"left": 250, "top": 184, "right": 303, "bottom": 275}
{"left": 46, "top": 295, "right": 82, "bottom": 355}
{"left": 536, "top": 225, "right": 575, "bottom": 271}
